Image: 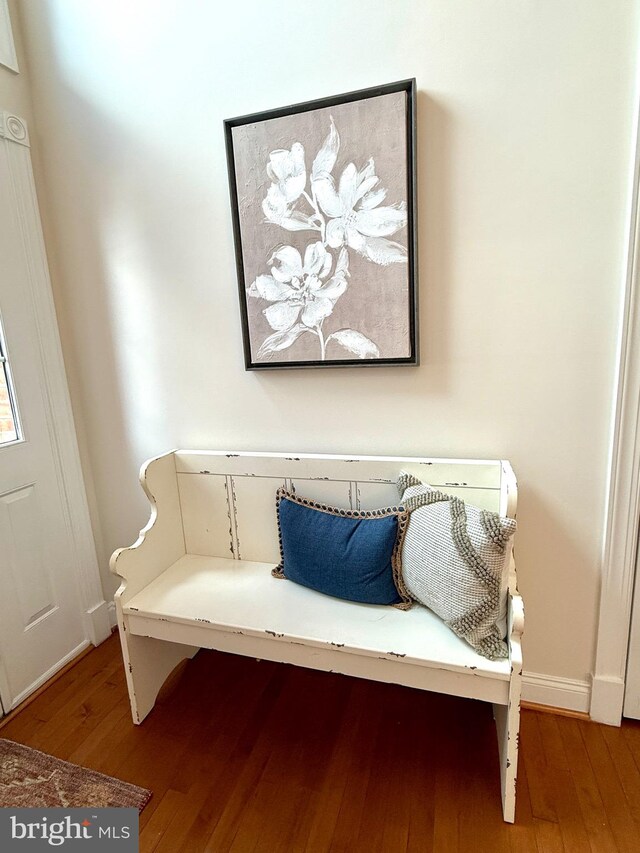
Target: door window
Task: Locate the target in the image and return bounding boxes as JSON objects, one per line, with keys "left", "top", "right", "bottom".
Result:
{"left": 0, "top": 322, "right": 20, "bottom": 445}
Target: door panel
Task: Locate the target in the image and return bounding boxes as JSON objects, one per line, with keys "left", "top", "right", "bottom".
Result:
{"left": 0, "top": 484, "right": 57, "bottom": 627}
{"left": 0, "top": 115, "right": 88, "bottom": 710}
{"left": 624, "top": 540, "right": 640, "bottom": 719}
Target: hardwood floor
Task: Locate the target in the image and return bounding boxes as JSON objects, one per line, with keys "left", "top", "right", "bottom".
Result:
{"left": 2, "top": 633, "right": 640, "bottom": 852}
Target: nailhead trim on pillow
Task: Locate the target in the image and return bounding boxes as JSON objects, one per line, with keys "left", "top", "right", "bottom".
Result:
{"left": 272, "top": 487, "right": 412, "bottom": 610}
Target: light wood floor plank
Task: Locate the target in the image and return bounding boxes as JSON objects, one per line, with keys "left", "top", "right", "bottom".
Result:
{"left": 578, "top": 719, "right": 640, "bottom": 853}
{"left": 520, "top": 711, "right": 558, "bottom": 823}
{"left": 535, "top": 714, "right": 590, "bottom": 853}
{"left": 556, "top": 717, "right": 619, "bottom": 853}
{"left": 601, "top": 722, "right": 640, "bottom": 828}
{"left": 301, "top": 683, "right": 359, "bottom": 853}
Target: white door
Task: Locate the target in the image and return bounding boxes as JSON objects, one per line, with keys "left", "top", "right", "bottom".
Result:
{"left": 624, "top": 533, "right": 640, "bottom": 719}
{"left": 0, "top": 110, "right": 108, "bottom": 713}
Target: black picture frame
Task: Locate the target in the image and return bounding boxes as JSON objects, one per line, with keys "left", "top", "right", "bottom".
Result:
{"left": 224, "top": 78, "right": 419, "bottom": 370}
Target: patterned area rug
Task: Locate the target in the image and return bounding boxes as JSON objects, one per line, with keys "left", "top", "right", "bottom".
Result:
{"left": 0, "top": 739, "right": 151, "bottom": 810}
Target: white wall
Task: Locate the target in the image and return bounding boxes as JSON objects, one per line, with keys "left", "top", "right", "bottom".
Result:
{"left": 15, "top": 0, "right": 640, "bottom": 690}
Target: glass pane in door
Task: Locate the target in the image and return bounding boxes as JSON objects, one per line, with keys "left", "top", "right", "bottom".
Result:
{"left": 0, "top": 364, "right": 18, "bottom": 444}
{"left": 0, "top": 322, "right": 19, "bottom": 445}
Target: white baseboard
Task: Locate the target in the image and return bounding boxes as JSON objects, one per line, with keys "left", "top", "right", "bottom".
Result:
{"left": 521, "top": 671, "right": 591, "bottom": 714}
{"left": 85, "top": 600, "right": 111, "bottom": 644}
{"left": 589, "top": 674, "right": 625, "bottom": 725}
{"left": 108, "top": 600, "right": 117, "bottom": 629}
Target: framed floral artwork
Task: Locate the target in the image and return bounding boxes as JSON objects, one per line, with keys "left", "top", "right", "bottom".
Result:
{"left": 224, "top": 79, "right": 418, "bottom": 369}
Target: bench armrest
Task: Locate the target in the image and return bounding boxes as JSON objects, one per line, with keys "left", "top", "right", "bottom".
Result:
{"left": 110, "top": 450, "right": 185, "bottom": 608}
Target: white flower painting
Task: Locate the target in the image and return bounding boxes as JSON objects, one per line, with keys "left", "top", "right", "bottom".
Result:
{"left": 226, "top": 82, "right": 417, "bottom": 368}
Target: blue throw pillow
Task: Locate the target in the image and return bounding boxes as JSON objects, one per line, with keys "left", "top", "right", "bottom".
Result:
{"left": 272, "top": 489, "right": 411, "bottom": 608}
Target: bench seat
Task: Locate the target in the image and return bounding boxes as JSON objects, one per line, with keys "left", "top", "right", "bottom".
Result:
{"left": 111, "top": 449, "right": 523, "bottom": 822}
{"left": 125, "top": 554, "right": 511, "bottom": 688}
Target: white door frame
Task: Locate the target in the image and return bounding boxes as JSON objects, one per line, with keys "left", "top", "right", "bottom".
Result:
{"left": 591, "top": 91, "right": 640, "bottom": 726}
{"left": 0, "top": 109, "right": 110, "bottom": 648}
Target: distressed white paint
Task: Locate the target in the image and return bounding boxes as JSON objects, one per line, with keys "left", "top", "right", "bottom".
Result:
{"left": 494, "top": 552, "right": 523, "bottom": 823}
{"left": 126, "top": 555, "right": 511, "bottom": 683}
{"left": 110, "top": 451, "right": 196, "bottom": 724}
{"left": 111, "top": 449, "right": 522, "bottom": 822}
{"left": 177, "top": 472, "right": 232, "bottom": 558}
{"left": 175, "top": 451, "right": 504, "bottom": 487}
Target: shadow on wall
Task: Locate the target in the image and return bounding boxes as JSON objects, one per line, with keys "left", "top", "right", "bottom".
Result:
{"left": 33, "top": 88, "right": 144, "bottom": 595}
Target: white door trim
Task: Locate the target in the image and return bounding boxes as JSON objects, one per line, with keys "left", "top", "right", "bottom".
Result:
{"left": 591, "top": 91, "right": 640, "bottom": 726}
{"left": 0, "top": 109, "right": 110, "bottom": 647}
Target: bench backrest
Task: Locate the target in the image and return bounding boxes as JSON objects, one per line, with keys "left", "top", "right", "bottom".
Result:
{"left": 174, "top": 451, "right": 517, "bottom": 564}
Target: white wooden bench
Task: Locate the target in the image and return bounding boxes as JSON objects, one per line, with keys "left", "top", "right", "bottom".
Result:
{"left": 110, "top": 450, "right": 523, "bottom": 822}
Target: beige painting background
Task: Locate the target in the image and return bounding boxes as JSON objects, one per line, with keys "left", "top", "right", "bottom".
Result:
{"left": 231, "top": 91, "right": 411, "bottom": 363}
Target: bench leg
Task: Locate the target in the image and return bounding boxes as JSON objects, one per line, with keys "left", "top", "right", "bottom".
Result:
{"left": 493, "top": 686, "right": 521, "bottom": 823}
{"left": 118, "top": 629, "right": 198, "bottom": 724}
